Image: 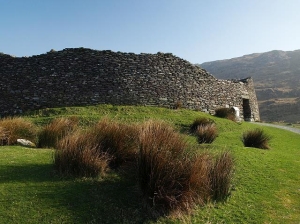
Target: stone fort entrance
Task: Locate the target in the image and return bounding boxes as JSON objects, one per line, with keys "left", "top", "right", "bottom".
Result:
{"left": 243, "top": 99, "right": 252, "bottom": 121}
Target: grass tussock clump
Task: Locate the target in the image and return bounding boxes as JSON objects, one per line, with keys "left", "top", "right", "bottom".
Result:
{"left": 190, "top": 118, "right": 217, "bottom": 144}
{"left": 51, "top": 117, "right": 233, "bottom": 215}
{"left": 242, "top": 128, "right": 271, "bottom": 149}
{"left": 38, "top": 117, "right": 78, "bottom": 148}
{"left": 53, "top": 118, "right": 139, "bottom": 177}
{"left": 190, "top": 117, "right": 215, "bottom": 133}
{"left": 0, "top": 117, "right": 38, "bottom": 145}
{"left": 54, "top": 131, "right": 110, "bottom": 177}
{"left": 86, "top": 119, "right": 139, "bottom": 168}
{"left": 215, "top": 107, "right": 236, "bottom": 121}
{"left": 209, "top": 151, "right": 234, "bottom": 200}
{"left": 0, "top": 126, "right": 10, "bottom": 146}
{"left": 137, "top": 120, "right": 233, "bottom": 216}
{"left": 189, "top": 151, "right": 234, "bottom": 203}
{"left": 196, "top": 124, "right": 218, "bottom": 144}
{"left": 137, "top": 121, "right": 189, "bottom": 215}
{"left": 188, "top": 153, "right": 214, "bottom": 205}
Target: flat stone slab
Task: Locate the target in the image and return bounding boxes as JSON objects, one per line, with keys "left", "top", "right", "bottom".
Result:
{"left": 17, "top": 139, "right": 36, "bottom": 148}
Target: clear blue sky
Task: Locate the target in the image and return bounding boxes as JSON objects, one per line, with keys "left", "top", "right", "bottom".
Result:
{"left": 1, "top": 0, "right": 300, "bottom": 63}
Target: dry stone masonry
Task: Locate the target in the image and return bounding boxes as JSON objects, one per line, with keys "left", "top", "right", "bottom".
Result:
{"left": 0, "top": 48, "right": 260, "bottom": 121}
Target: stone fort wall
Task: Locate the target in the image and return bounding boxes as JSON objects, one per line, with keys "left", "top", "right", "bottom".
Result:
{"left": 0, "top": 48, "right": 260, "bottom": 121}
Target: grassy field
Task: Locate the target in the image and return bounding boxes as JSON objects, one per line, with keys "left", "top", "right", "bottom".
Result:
{"left": 1, "top": 105, "right": 300, "bottom": 223}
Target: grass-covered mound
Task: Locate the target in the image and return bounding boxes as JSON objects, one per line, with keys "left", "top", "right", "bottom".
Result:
{"left": 0, "top": 105, "right": 299, "bottom": 223}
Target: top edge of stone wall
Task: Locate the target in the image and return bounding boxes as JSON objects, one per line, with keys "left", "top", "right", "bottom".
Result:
{"left": 0, "top": 47, "right": 253, "bottom": 83}
{"left": 0, "top": 47, "right": 182, "bottom": 59}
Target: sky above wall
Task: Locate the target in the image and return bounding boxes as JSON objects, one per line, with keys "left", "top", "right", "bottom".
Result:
{"left": 1, "top": 0, "right": 300, "bottom": 63}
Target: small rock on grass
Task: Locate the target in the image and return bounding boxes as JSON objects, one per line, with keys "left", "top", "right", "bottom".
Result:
{"left": 17, "top": 139, "right": 36, "bottom": 148}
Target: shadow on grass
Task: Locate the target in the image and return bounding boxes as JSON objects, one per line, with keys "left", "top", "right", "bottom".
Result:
{"left": 0, "top": 164, "right": 54, "bottom": 183}
{"left": 178, "top": 123, "right": 191, "bottom": 135}
{"left": 0, "top": 163, "right": 152, "bottom": 223}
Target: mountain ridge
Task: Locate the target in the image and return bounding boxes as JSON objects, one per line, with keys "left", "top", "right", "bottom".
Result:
{"left": 200, "top": 49, "right": 300, "bottom": 123}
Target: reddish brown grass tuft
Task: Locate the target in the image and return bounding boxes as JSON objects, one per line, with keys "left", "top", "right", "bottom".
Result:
{"left": 195, "top": 124, "right": 218, "bottom": 144}
{"left": 209, "top": 151, "right": 234, "bottom": 201}
{"left": 137, "top": 121, "right": 189, "bottom": 215}
{"left": 85, "top": 118, "right": 139, "bottom": 168}
{"left": 51, "top": 118, "right": 233, "bottom": 215}
{"left": 38, "top": 117, "right": 78, "bottom": 148}
{"left": 190, "top": 117, "right": 215, "bottom": 133}
{"left": 242, "top": 128, "right": 271, "bottom": 149}
{"left": 0, "top": 117, "right": 38, "bottom": 145}
{"left": 137, "top": 120, "right": 233, "bottom": 216}
{"left": 0, "top": 126, "right": 10, "bottom": 146}
{"left": 53, "top": 118, "right": 139, "bottom": 177}
{"left": 55, "top": 131, "right": 110, "bottom": 177}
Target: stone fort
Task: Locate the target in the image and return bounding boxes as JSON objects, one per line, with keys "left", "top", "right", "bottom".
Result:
{"left": 0, "top": 48, "right": 260, "bottom": 121}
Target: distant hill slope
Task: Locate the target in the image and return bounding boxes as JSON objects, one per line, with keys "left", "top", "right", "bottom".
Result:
{"left": 199, "top": 50, "right": 300, "bottom": 123}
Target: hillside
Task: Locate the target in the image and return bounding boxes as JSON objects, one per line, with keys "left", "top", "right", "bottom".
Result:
{"left": 0, "top": 105, "right": 300, "bottom": 223}
{"left": 200, "top": 50, "right": 300, "bottom": 122}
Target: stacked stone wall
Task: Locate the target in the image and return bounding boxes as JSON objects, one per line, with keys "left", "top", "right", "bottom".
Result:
{"left": 0, "top": 48, "right": 260, "bottom": 121}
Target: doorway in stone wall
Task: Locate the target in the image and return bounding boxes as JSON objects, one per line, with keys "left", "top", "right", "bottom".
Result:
{"left": 242, "top": 99, "right": 251, "bottom": 121}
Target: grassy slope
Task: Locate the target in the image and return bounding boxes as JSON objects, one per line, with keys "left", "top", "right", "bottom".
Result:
{"left": 0, "top": 146, "right": 147, "bottom": 224}
{"left": 190, "top": 128, "right": 300, "bottom": 224}
{"left": 1, "top": 105, "right": 299, "bottom": 223}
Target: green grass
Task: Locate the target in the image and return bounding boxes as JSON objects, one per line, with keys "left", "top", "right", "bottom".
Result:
{"left": 1, "top": 105, "right": 300, "bottom": 223}
{"left": 0, "top": 146, "right": 148, "bottom": 223}
{"left": 190, "top": 129, "right": 300, "bottom": 223}
{"left": 25, "top": 104, "right": 215, "bottom": 127}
